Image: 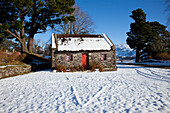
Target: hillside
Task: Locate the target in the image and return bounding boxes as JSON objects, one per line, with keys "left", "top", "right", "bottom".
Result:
{"left": 115, "top": 43, "right": 136, "bottom": 58}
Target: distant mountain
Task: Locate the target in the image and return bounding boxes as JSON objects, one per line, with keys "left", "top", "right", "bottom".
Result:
{"left": 115, "top": 43, "right": 136, "bottom": 58}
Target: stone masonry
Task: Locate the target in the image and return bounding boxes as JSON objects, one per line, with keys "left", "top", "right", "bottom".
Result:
{"left": 51, "top": 34, "right": 117, "bottom": 71}
{"left": 0, "top": 65, "right": 31, "bottom": 79}
{"left": 52, "top": 46, "right": 117, "bottom": 71}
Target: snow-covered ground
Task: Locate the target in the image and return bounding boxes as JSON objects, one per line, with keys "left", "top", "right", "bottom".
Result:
{"left": 0, "top": 64, "right": 170, "bottom": 113}
{"left": 117, "top": 60, "right": 170, "bottom": 67}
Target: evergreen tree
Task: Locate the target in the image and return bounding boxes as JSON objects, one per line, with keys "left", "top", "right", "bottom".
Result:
{"left": 127, "top": 8, "right": 169, "bottom": 61}
{"left": 0, "top": 0, "right": 75, "bottom": 53}
{"left": 126, "top": 8, "right": 151, "bottom": 62}
{"left": 146, "top": 22, "right": 169, "bottom": 57}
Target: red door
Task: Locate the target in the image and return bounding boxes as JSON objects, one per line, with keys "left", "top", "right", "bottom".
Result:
{"left": 82, "top": 54, "right": 88, "bottom": 69}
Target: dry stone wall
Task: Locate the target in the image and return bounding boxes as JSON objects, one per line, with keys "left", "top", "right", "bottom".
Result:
{"left": 0, "top": 65, "right": 31, "bottom": 79}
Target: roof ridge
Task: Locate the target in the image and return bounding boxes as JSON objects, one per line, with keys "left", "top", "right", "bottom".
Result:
{"left": 54, "top": 34, "right": 103, "bottom": 38}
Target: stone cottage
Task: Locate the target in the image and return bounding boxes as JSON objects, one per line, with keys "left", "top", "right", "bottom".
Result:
{"left": 51, "top": 34, "right": 117, "bottom": 71}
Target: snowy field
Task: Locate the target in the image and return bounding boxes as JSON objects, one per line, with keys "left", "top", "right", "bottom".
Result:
{"left": 0, "top": 64, "right": 170, "bottom": 113}
{"left": 117, "top": 60, "right": 170, "bottom": 67}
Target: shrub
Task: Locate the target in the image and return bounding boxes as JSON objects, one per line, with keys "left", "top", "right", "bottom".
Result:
{"left": 54, "top": 65, "right": 84, "bottom": 72}
{"left": 7, "top": 52, "right": 20, "bottom": 62}
{"left": 99, "top": 66, "right": 103, "bottom": 72}
{"left": 91, "top": 65, "right": 96, "bottom": 71}
{"left": 0, "top": 51, "right": 7, "bottom": 60}
{"left": 90, "top": 62, "right": 103, "bottom": 72}
{"left": 18, "top": 53, "right": 27, "bottom": 60}
{"left": 62, "top": 67, "right": 67, "bottom": 72}
{"left": 69, "top": 67, "right": 76, "bottom": 72}
{"left": 79, "top": 66, "right": 84, "bottom": 71}
{"left": 54, "top": 64, "right": 67, "bottom": 72}
{"left": 74, "top": 65, "right": 84, "bottom": 71}
{"left": 75, "top": 66, "right": 80, "bottom": 71}
{"left": 155, "top": 52, "right": 170, "bottom": 60}
{"left": 0, "top": 51, "right": 24, "bottom": 65}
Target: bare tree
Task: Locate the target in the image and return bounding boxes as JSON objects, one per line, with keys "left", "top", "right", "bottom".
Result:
{"left": 0, "top": 38, "right": 20, "bottom": 52}
{"left": 44, "top": 43, "right": 51, "bottom": 56}
{"left": 33, "top": 39, "right": 41, "bottom": 54}
{"left": 0, "top": 38, "right": 8, "bottom": 51}
{"left": 55, "top": 5, "right": 95, "bottom": 34}
{"left": 43, "top": 39, "right": 51, "bottom": 56}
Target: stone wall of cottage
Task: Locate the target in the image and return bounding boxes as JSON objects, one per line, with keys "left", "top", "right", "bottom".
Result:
{"left": 52, "top": 49, "right": 117, "bottom": 71}
{"left": 0, "top": 65, "right": 31, "bottom": 79}
{"left": 89, "top": 51, "right": 117, "bottom": 70}
{"left": 52, "top": 52, "right": 82, "bottom": 68}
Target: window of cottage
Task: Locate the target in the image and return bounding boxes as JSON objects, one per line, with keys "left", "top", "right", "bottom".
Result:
{"left": 66, "top": 54, "right": 73, "bottom": 61}
{"left": 101, "top": 54, "right": 107, "bottom": 60}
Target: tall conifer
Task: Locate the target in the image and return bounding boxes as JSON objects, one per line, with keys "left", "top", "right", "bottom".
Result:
{"left": 0, "top": 0, "right": 75, "bottom": 53}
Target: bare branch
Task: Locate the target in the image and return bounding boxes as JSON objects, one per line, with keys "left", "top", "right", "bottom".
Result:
{"left": 55, "top": 5, "right": 95, "bottom": 34}
{"left": 6, "top": 29, "right": 22, "bottom": 44}
{"left": 14, "top": 29, "right": 20, "bottom": 38}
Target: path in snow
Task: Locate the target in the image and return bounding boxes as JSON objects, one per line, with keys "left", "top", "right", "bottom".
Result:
{"left": 0, "top": 64, "right": 170, "bottom": 112}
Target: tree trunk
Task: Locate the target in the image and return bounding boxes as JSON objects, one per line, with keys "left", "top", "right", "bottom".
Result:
{"left": 28, "top": 35, "right": 33, "bottom": 53}
{"left": 70, "top": 22, "right": 72, "bottom": 34}
{"left": 21, "top": 39, "right": 28, "bottom": 53}
{"left": 28, "top": 0, "right": 36, "bottom": 53}
{"left": 20, "top": 12, "right": 28, "bottom": 53}
{"left": 68, "top": 21, "right": 70, "bottom": 34}
{"left": 135, "top": 47, "right": 141, "bottom": 62}
{"left": 20, "top": 41, "right": 26, "bottom": 53}
{"left": 64, "top": 23, "right": 66, "bottom": 34}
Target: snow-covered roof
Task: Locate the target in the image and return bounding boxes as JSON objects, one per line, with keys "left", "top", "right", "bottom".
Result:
{"left": 51, "top": 34, "right": 113, "bottom": 51}
{"left": 51, "top": 33, "right": 56, "bottom": 48}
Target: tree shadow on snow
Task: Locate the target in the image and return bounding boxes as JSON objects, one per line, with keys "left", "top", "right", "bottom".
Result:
{"left": 117, "top": 65, "right": 144, "bottom": 69}
{"left": 135, "top": 69, "right": 170, "bottom": 82}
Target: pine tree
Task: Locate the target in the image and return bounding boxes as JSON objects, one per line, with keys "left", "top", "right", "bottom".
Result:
{"left": 148, "top": 22, "right": 169, "bottom": 57}
{"left": 127, "top": 8, "right": 169, "bottom": 61}
{"left": 126, "top": 9, "right": 152, "bottom": 62}
{"left": 0, "top": 0, "right": 75, "bottom": 53}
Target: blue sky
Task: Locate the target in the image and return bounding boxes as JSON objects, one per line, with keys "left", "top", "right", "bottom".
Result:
{"left": 35, "top": 0, "right": 168, "bottom": 45}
